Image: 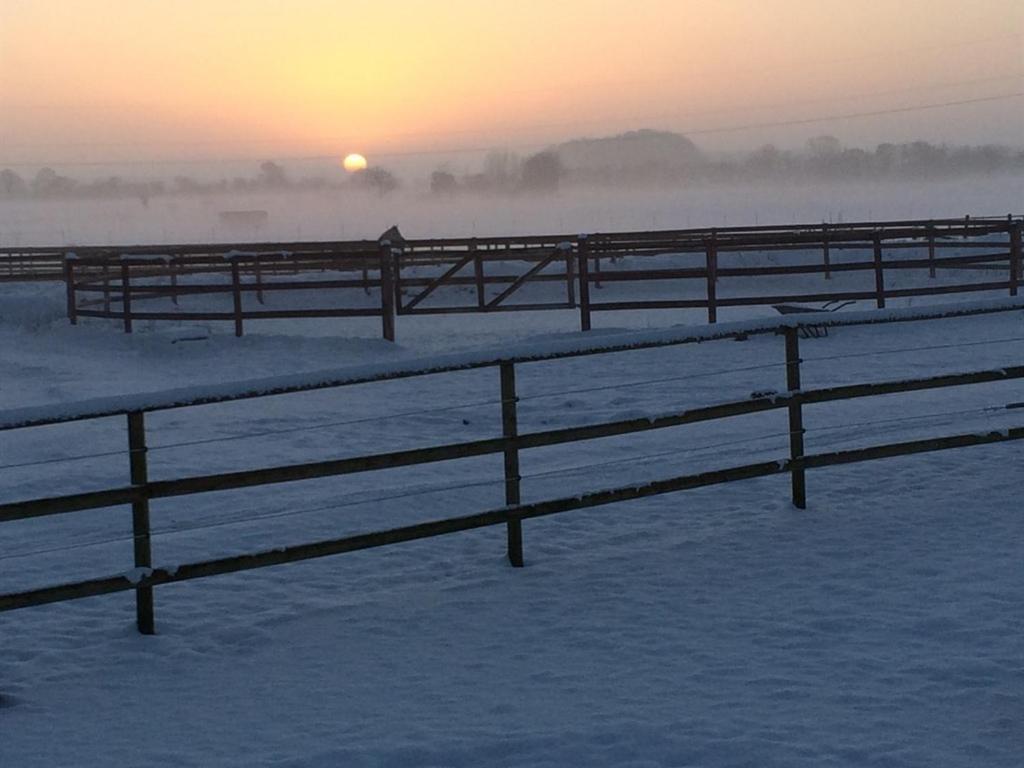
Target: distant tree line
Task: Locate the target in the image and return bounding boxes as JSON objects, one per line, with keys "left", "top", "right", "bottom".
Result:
{"left": 0, "top": 160, "right": 401, "bottom": 201}
{"left": 427, "top": 136, "right": 1024, "bottom": 196}
{"left": 2, "top": 135, "right": 1020, "bottom": 203}
{"left": 717, "top": 136, "right": 1024, "bottom": 183}
{"left": 0, "top": 166, "right": 166, "bottom": 201}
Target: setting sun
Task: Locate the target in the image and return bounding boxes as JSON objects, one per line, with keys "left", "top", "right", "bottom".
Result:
{"left": 343, "top": 153, "right": 368, "bottom": 172}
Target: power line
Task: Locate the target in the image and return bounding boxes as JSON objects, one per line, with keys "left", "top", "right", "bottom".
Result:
{"left": 0, "top": 399, "right": 505, "bottom": 472}
{"left": 0, "top": 448, "right": 137, "bottom": 472}
{"left": 5, "top": 71, "right": 1021, "bottom": 153}
{"left": 803, "top": 335, "right": 1024, "bottom": 364}
{"left": 521, "top": 431, "right": 792, "bottom": 482}
{"left": 0, "top": 475, "right": 507, "bottom": 563}
{"left": 2, "top": 91, "right": 1022, "bottom": 170}
{"left": 519, "top": 362, "right": 787, "bottom": 402}
{"left": 804, "top": 405, "right": 1004, "bottom": 438}
{"left": 147, "top": 397, "right": 501, "bottom": 452}
{"left": 682, "top": 92, "right": 1024, "bottom": 138}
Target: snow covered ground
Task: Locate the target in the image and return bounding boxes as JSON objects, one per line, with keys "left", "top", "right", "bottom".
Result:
{"left": 1, "top": 274, "right": 1023, "bottom": 766}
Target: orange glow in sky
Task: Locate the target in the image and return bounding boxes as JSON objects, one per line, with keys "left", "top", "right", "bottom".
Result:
{"left": 0, "top": 0, "right": 1021, "bottom": 165}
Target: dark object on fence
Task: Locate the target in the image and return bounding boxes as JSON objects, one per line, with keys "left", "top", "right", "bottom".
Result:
{"left": 772, "top": 300, "right": 856, "bottom": 338}
{"left": 378, "top": 225, "right": 406, "bottom": 246}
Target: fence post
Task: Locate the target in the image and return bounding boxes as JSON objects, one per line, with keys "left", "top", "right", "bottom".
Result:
{"left": 822, "top": 224, "right": 831, "bottom": 280}
{"left": 784, "top": 327, "right": 806, "bottom": 509}
{"left": 872, "top": 234, "right": 886, "bottom": 309}
{"left": 102, "top": 261, "right": 112, "bottom": 313}
{"left": 254, "top": 255, "right": 264, "bottom": 305}
{"left": 1018, "top": 222, "right": 1023, "bottom": 282}
{"left": 705, "top": 237, "right": 718, "bottom": 324}
{"left": 168, "top": 259, "right": 179, "bottom": 306}
{"left": 64, "top": 257, "right": 78, "bottom": 325}
{"left": 564, "top": 243, "right": 576, "bottom": 307}
{"left": 392, "top": 249, "right": 403, "bottom": 312}
{"left": 127, "top": 411, "right": 155, "bottom": 635}
{"left": 230, "top": 258, "right": 244, "bottom": 337}
{"left": 472, "top": 241, "right": 486, "bottom": 308}
{"left": 121, "top": 261, "right": 133, "bottom": 333}
{"left": 500, "top": 362, "right": 524, "bottom": 567}
{"left": 927, "top": 223, "right": 936, "bottom": 279}
{"left": 1010, "top": 223, "right": 1021, "bottom": 296}
{"left": 379, "top": 243, "right": 396, "bottom": 342}
{"left": 577, "top": 236, "right": 592, "bottom": 331}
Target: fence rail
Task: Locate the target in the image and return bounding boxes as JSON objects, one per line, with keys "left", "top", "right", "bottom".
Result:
{"left": 0, "top": 251, "right": 65, "bottom": 282}
{"left": 2, "top": 302, "right": 1023, "bottom": 632}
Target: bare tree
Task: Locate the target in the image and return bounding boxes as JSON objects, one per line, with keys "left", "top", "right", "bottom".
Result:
{"left": 430, "top": 170, "right": 458, "bottom": 195}
{"left": 356, "top": 167, "right": 399, "bottom": 196}
{"left": 0, "top": 169, "right": 27, "bottom": 197}
{"left": 258, "top": 161, "right": 289, "bottom": 187}
{"left": 521, "top": 151, "right": 563, "bottom": 192}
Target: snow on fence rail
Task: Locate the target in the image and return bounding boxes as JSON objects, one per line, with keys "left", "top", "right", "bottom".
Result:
{"left": 3, "top": 295, "right": 1023, "bottom": 430}
{"left": 1, "top": 299, "right": 1023, "bottom": 633}
{"left": 8, "top": 214, "right": 1020, "bottom": 337}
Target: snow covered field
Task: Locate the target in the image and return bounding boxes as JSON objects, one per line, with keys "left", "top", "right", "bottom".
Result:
{"left": 2, "top": 275, "right": 1023, "bottom": 766}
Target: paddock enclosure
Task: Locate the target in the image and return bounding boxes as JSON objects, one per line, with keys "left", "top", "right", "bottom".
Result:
{"left": 1, "top": 215, "right": 1021, "bottom": 337}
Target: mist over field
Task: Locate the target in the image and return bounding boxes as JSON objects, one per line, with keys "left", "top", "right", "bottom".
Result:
{"left": 3, "top": 127, "right": 1021, "bottom": 246}
{"left": 1, "top": 173, "right": 1021, "bottom": 247}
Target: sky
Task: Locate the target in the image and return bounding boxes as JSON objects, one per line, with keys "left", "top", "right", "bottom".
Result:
{"left": 1, "top": 0, "right": 1022, "bottom": 172}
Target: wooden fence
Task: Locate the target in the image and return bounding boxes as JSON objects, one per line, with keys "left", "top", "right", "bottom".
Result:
{"left": 6, "top": 215, "right": 1019, "bottom": 338}
{"left": 0, "top": 249, "right": 65, "bottom": 282}
{"left": 2, "top": 302, "right": 1022, "bottom": 633}
{"left": 65, "top": 247, "right": 395, "bottom": 339}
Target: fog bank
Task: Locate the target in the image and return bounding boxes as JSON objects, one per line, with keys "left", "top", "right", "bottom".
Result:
{"left": 0, "top": 175, "right": 1020, "bottom": 247}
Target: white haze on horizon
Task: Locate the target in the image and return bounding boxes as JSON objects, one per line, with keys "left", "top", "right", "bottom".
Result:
{"left": 1, "top": 175, "right": 1020, "bottom": 247}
